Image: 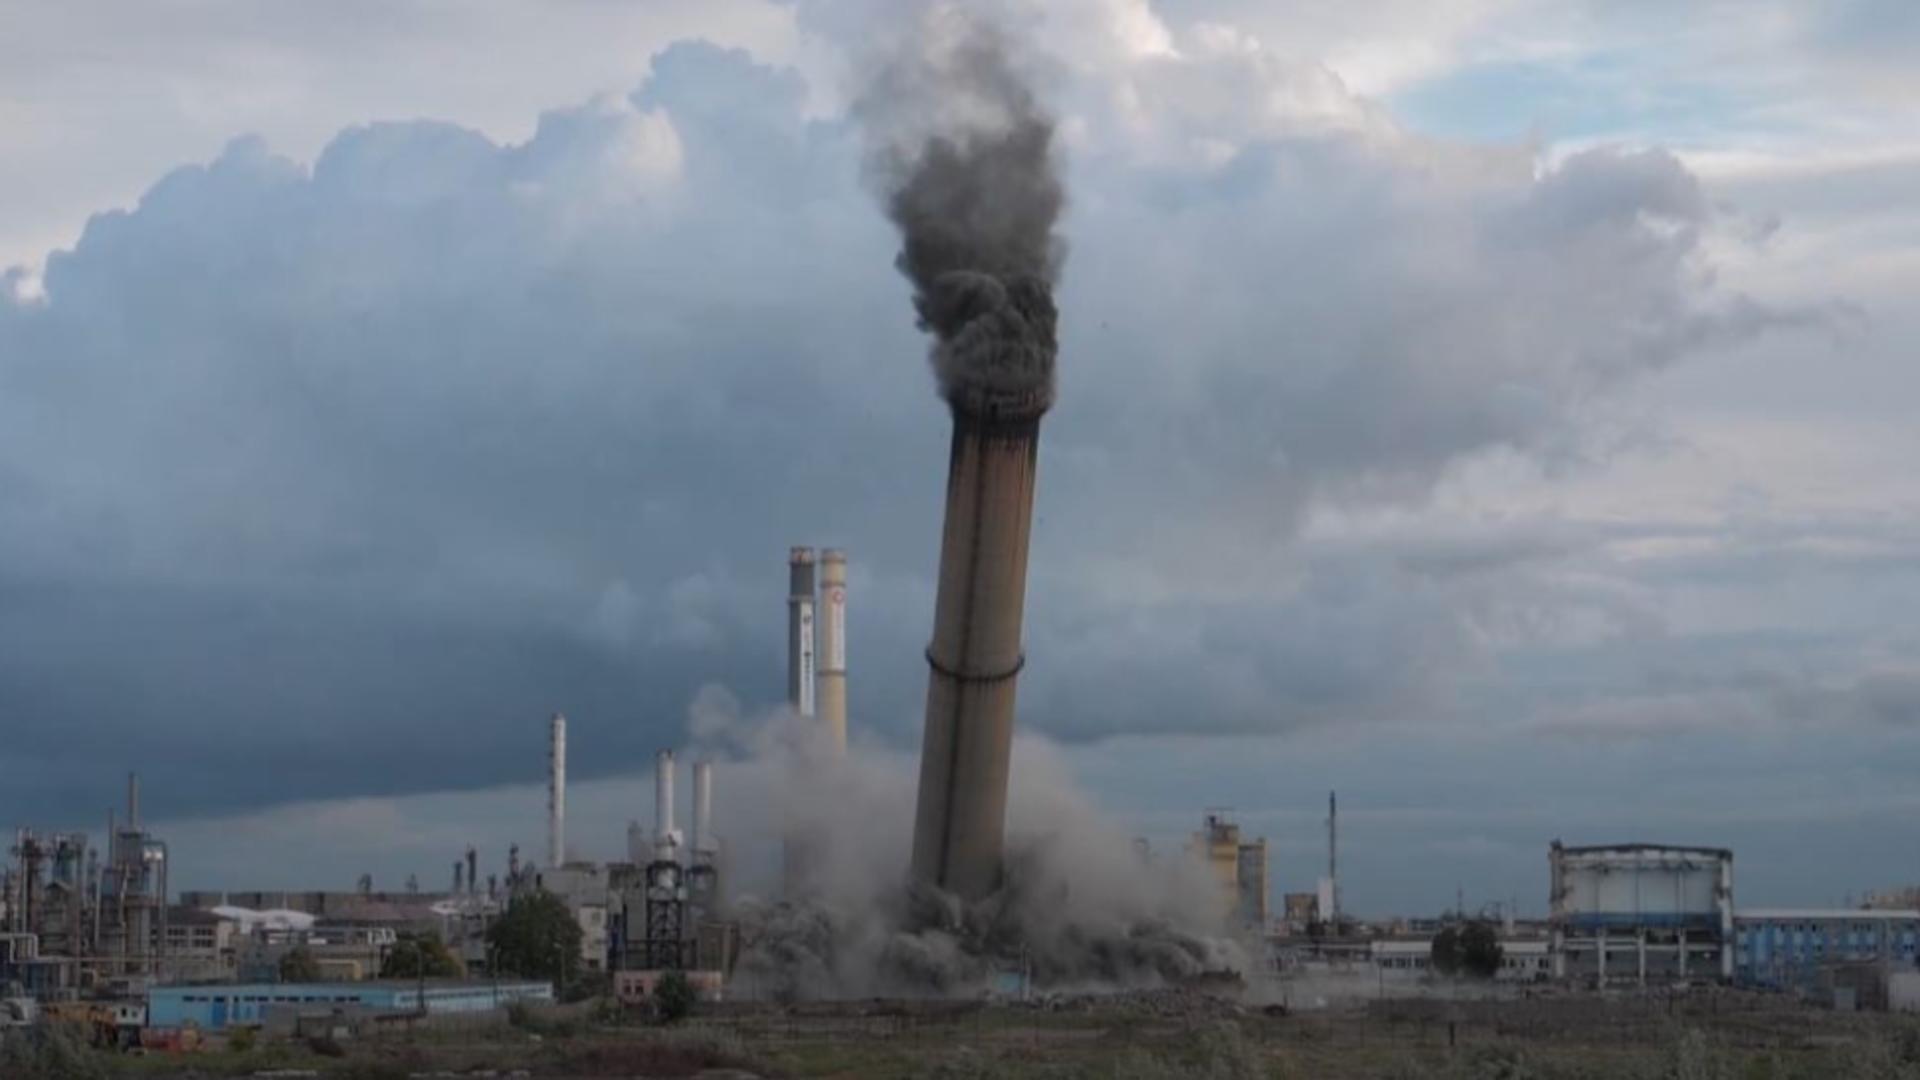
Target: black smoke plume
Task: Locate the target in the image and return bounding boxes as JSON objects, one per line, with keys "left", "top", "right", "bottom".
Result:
{"left": 861, "top": 10, "right": 1066, "bottom": 409}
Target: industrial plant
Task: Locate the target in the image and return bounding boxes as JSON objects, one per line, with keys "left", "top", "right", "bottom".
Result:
{"left": 9, "top": 543, "right": 1920, "bottom": 1048}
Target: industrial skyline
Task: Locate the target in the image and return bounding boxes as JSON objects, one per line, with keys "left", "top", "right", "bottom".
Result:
{"left": 2, "top": 0, "right": 1918, "bottom": 917}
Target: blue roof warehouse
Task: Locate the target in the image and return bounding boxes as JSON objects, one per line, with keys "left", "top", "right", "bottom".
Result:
{"left": 147, "top": 980, "right": 553, "bottom": 1031}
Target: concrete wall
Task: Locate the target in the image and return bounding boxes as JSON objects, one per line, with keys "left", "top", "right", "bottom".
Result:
{"left": 1889, "top": 972, "right": 1920, "bottom": 1013}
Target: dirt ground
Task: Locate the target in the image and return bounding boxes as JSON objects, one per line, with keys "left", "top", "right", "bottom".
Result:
{"left": 53, "top": 987, "right": 1920, "bottom": 1078}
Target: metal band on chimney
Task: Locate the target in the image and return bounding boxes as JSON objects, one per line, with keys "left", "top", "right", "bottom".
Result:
{"left": 924, "top": 648, "right": 1025, "bottom": 685}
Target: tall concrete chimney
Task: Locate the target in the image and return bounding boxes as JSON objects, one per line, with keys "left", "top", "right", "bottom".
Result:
{"left": 909, "top": 385, "right": 1050, "bottom": 900}
{"left": 465, "top": 846, "right": 478, "bottom": 896}
{"left": 654, "top": 749, "right": 681, "bottom": 863}
{"left": 787, "top": 547, "right": 817, "bottom": 719}
{"left": 547, "top": 713, "right": 566, "bottom": 868}
{"left": 691, "top": 760, "right": 715, "bottom": 858}
{"left": 816, "top": 549, "right": 849, "bottom": 754}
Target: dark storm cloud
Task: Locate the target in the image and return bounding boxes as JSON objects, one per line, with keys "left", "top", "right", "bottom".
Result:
{"left": 0, "top": 34, "right": 1822, "bottom": 828}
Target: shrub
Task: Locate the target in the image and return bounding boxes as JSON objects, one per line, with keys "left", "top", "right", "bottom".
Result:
{"left": 655, "top": 970, "right": 697, "bottom": 1023}
{"left": 0, "top": 1023, "right": 107, "bottom": 1080}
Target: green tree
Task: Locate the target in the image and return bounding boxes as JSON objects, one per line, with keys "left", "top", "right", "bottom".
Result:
{"left": 486, "top": 889, "right": 584, "bottom": 988}
{"left": 278, "top": 944, "right": 323, "bottom": 983}
{"left": 654, "top": 970, "right": 695, "bottom": 1023}
{"left": 381, "top": 932, "right": 464, "bottom": 979}
{"left": 1431, "top": 920, "right": 1503, "bottom": 979}
{"left": 1430, "top": 926, "right": 1463, "bottom": 976}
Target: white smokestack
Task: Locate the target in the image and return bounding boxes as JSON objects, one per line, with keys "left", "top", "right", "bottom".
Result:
{"left": 548, "top": 713, "right": 566, "bottom": 868}
{"left": 788, "top": 547, "right": 817, "bottom": 719}
{"left": 692, "top": 760, "right": 714, "bottom": 858}
{"left": 817, "top": 549, "right": 849, "bottom": 755}
{"left": 655, "top": 749, "right": 682, "bottom": 863}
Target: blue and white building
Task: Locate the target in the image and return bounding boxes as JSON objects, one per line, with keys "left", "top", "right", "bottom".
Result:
{"left": 1734, "top": 909, "right": 1920, "bottom": 989}
{"left": 147, "top": 980, "right": 552, "bottom": 1031}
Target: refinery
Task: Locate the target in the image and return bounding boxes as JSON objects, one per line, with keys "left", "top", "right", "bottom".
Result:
{"left": 7, "top": 545, "right": 1920, "bottom": 1043}
{"left": 5, "top": 1, "right": 1920, "bottom": 1076}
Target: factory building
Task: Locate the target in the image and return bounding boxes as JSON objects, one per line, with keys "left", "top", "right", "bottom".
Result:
{"left": 527, "top": 863, "right": 613, "bottom": 973}
{"left": 1734, "top": 909, "right": 1920, "bottom": 990}
{"left": 1371, "top": 938, "right": 1553, "bottom": 981}
{"left": 1549, "top": 842, "right": 1735, "bottom": 984}
{"left": 146, "top": 980, "right": 552, "bottom": 1032}
{"left": 1188, "top": 813, "right": 1268, "bottom": 929}
{"left": 0, "top": 774, "right": 174, "bottom": 994}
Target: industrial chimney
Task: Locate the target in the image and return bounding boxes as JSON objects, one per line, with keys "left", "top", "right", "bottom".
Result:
{"left": 548, "top": 713, "right": 566, "bottom": 868}
{"left": 787, "top": 547, "right": 817, "bottom": 719}
{"left": 691, "top": 760, "right": 714, "bottom": 860}
{"left": 654, "top": 749, "right": 681, "bottom": 863}
{"left": 817, "top": 549, "right": 849, "bottom": 754}
{"left": 908, "top": 383, "right": 1051, "bottom": 900}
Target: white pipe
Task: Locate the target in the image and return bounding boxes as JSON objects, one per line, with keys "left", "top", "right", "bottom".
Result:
{"left": 692, "top": 761, "right": 714, "bottom": 857}
{"left": 548, "top": 713, "right": 567, "bottom": 868}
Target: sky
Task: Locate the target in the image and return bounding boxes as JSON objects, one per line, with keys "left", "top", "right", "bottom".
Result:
{"left": 3, "top": 0, "right": 1917, "bottom": 916}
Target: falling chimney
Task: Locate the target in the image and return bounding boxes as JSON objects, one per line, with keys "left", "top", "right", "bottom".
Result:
{"left": 909, "top": 383, "right": 1051, "bottom": 900}
{"left": 453, "top": 861, "right": 464, "bottom": 894}
{"left": 787, "top": 547, "right": 817, "bottom": 719}
{"left": 548, "top": 713, "right": 567, "bottom": 868}
{"left": 817, "top": 549, "right": 849, "bottom": 754}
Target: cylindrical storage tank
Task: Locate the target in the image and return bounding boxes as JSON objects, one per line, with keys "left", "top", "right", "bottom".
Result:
{"left": 816, "top": 550, "right": 849, "bottom": 754}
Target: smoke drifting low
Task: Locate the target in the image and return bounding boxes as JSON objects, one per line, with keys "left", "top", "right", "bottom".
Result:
{"left": 860, "top": 8, "right": 1066, "bottom": 410}
{"left": 685, "top": 688, "right": 1244, "bottom": 999}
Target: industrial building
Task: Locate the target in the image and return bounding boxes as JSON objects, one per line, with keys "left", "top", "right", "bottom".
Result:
{"left": 146, "top": 980, "right": 551, "bottom": 1031}
{"left": 1371, "top": 937, "right": 1553, "bottom": 982}
{"left": 1187, "top": 812, "right": 1269, "bottom": 929}
{"left": 1549, "top": 842, "right": 1735, "bottom": 984}
{"left": 0, "top": 774, "right": 173, "bottom": 995}
{"left": 1734, "top": 909, "right": 1920, "bottom": 990}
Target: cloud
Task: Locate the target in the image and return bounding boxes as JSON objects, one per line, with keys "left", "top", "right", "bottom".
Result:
{"left": 0, "top": 11, "right": 1831, "bottom": 837}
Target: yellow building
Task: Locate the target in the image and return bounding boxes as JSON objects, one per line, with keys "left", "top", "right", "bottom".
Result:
{"left": 1189, "top": 813, "right": 1268, "bottom": 929}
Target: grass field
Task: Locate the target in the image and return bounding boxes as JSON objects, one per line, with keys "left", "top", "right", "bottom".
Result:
{"left": 10, "top": 988, "right": 1920, "bottom": 1078}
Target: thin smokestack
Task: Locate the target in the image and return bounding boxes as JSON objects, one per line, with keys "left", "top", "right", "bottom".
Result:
{"left": 866, "top": 13, "right": 1065, "bottom": 901}
{"left": 655, "top": 749, "right": 680, "bottom": 863}
{"left": 692, "top": 760, "right": 714, "bottom": 858}
{"left": 817, "top": 549, "right": 849, "bottom": 754}
{"left": 548, "top": 713, "right": 566, "bottom": 868}
{"left": 787, "top": 547, "right": 817, "bottom": 719}
{"left": 1328, "top": 790, "right": 1340, "bottom": 923}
